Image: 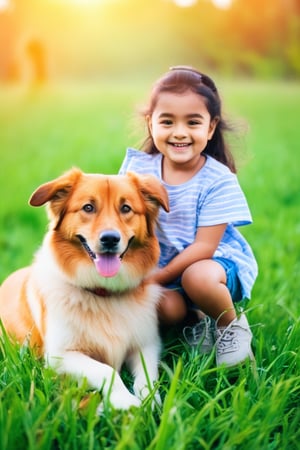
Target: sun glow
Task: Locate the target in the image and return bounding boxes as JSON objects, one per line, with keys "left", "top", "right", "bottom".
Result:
{"left": 0, "top": 0, "right": 10, "bottom": 11}
{"left": 173, "top": 0, "right": 232, "bottom": 7}
{"left": 212, "top": 0, "right": 232, "bottom": 9}
{"left": 173, "top": 0, "right": 197, "bottom": 7}
{"left": 47, "top": 0, "right": 116, "bottom": 12}
{"left": 61, "top": 0, "right": 107, "bottom": 5}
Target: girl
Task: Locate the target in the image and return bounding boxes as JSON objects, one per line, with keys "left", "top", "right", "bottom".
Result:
{"left": 119, "top": 66, "right": 258, "bottom": 367}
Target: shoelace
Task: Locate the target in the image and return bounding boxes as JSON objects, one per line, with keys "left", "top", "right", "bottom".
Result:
{"left": 192, "top": 322, "right": 206, "bottom": 340}
{"left": 215, "top": 328, "right": 239, "bottom": 354}
{"left": 183, "top": 317, "right": 212, "bottom": 346}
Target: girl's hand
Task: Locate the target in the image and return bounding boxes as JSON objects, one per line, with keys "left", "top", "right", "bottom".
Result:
{"left": 146, "top": 269, "right": 165, "bottom": 285}
{"left": 146, "top": 223, "right": 227, "bottom": 286}
{"left": 153, "top": 223, "right": 228, "bottom": 286}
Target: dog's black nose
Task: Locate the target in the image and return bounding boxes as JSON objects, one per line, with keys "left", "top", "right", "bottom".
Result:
{"left": 100, "top": 230, "right": 121, "bottom": 250}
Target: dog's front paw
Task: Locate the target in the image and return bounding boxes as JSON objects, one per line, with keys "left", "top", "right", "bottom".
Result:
{"left": 107, "top": 390, "right": 141, "bottom": 411}
{"left": 133, "top": 382, "right": 161, "bottom": 408}
{"left": 152, "top": 390, "right": 162, "bottom": 407}
{"left": 96, "top": 391, "right": 141, "bottom": 414}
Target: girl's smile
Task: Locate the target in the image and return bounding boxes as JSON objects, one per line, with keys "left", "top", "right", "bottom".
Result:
{"left": 168, "top": 143, "right": 191, "bottom": 149}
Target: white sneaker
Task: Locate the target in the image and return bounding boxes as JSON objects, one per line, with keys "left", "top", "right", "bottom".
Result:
{"left": 215, "top": 313, "right": 254, "bottom": 367}
{"left": 183, "top": 316, "right": 214, "bottom": 353}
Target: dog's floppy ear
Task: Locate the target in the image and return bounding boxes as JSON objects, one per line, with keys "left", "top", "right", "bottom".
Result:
{"left": 127, "top": 172, "right": 169, "bottom": 236}
{"left": 127, "top": 172, "right": 169, "bottom": 213}
{"left": 29, "top": 168, "right": 83, "bottom": 226}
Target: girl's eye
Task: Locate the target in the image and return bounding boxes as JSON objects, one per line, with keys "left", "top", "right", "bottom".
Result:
{"left": 120, "top": 204, "right": 132, "bottom": 214}
{"left": 160, "top": 120, "right": 173, "bottom": 126}
{"left": 188, "top": 120, "right": 201, "bottom": 126}
{"left": 82, "top": 203, "right": 95, "bottom": 213}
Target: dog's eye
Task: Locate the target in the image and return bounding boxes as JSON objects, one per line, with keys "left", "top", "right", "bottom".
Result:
{"left": 82, "top": 203, "right": 95, "bottom": 213}
{"left": 120, "top": 204, "right": 132, "bottom": 214}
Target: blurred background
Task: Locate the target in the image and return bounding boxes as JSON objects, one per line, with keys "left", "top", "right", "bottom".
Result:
{"left": 0, "top": 0, "right": 299, "bottom": 326}
{"left": 0, "top": 0, "right": 299, "bottom": 85}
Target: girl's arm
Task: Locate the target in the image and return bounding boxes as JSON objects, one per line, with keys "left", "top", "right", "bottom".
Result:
{"left": 151, "top": 223, "right": 227, "bottom": 286}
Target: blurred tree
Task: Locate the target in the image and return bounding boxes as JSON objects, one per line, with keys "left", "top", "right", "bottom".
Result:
{"left": 0, "top": 0, "right": 299, "bottom": 81}
{"left": 0, "top": 5, "right": 18, "bottom": 81}
{"left": 26, "top": 38, "right": 47, "bottom": 85}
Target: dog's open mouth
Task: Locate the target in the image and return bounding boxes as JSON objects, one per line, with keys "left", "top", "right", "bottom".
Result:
{"left": 76, "top": 234, "right": 134, "bottom": 278}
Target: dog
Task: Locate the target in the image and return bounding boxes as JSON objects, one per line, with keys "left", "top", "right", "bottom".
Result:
{"left": 0, "top": 168, "right": 169, "bottom": 410}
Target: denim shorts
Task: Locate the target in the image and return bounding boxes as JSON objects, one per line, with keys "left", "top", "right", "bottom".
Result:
{"left": 213, "top": 257, "right": 242, "bottom": 302}
{"left": 169, "top": 256, "right": 243, "bottom": 307}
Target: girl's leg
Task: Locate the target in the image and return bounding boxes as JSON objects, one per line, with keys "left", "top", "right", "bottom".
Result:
{"left": 181, "top": 259, "right": 254, "bottom": 367}
{"left": 158, "top": 288, "right": 187, "bottom": 325}
{"left": 181, "top": 259, "right": 236, "bottom": 327}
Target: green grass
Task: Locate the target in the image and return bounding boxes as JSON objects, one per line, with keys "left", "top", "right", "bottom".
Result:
{"left": 0, "top": 79, "right": 300, "bottom": 449}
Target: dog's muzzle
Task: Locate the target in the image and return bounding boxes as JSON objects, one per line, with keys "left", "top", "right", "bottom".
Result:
{"left": 76, "top": 233, "right": 135, "bottom": 278}
{"left": 76, "top": 233, "right": 134, "bottom": 261}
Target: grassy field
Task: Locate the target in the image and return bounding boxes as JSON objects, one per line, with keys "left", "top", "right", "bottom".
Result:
{"left": 0, "top": 79, "right": 299, "bottom": 449}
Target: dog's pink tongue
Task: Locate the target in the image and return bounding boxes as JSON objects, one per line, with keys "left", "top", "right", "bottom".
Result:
{"left": 94, "top": 254, "right": 121, "bottom": 277}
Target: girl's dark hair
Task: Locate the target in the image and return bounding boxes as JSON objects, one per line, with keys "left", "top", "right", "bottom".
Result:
{"left": 141, "top": 66, "right": 236, "bottom": 173}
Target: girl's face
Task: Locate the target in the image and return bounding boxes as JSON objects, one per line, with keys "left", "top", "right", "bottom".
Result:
{"left": 147, "top": 90, "right": 218, "bottom": 167}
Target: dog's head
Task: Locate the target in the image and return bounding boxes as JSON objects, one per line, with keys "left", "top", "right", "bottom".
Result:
{"left": 29, "top": 168, "right": 169, "bottom": 289}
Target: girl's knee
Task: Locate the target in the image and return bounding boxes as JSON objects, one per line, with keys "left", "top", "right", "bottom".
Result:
{"left": 182, "top": 259, "right": 226, "bottom": 289}
{"left": 158, "top": 289, "right": 187, "bottom": 325}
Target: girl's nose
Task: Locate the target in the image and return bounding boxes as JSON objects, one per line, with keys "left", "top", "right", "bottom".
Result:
{"left": 173, "top": 122, "right": 188, "bottom": 139}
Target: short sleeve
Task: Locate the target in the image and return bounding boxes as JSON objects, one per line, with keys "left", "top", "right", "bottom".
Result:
{"left": 119, "top": 149, "right": 131, "bottom": 174}
{"left": 197, "top": 174, "right": 252, "bottom": 227}
{"left": 118, "top": 148, "right": 162, "bottom": 178}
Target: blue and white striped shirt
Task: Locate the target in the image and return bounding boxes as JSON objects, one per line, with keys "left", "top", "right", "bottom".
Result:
{"left": 119, "top": 148, "right": 258, "bottom": 299}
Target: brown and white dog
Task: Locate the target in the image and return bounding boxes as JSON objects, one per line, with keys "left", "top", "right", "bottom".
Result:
{"left": 0, "top": 168, "right": 169, "bottom": 410}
